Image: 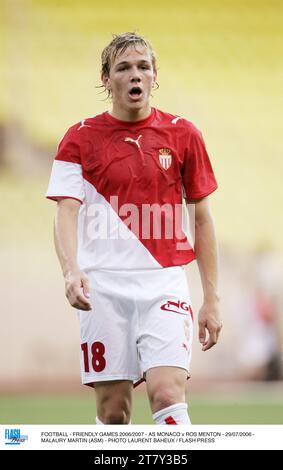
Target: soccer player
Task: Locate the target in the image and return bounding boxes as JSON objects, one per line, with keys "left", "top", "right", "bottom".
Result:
{"left": 46, "top": 32, "right": 222, "bottom": 425}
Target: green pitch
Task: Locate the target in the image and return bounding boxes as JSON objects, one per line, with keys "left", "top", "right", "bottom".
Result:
{"left": 1, "top": 389, "right": 282, "bottom": 424}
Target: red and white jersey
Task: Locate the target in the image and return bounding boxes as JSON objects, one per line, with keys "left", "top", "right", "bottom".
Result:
{"left": 46, "top": 107, "right": 218, "bottom": 271}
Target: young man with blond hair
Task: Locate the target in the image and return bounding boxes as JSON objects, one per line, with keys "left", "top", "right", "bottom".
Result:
{"left": 46, "top": 32, "right": 222, "bottom": 425}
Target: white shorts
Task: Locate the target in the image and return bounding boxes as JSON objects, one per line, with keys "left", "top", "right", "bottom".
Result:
{"left": 78, "top": 266, "right": 194, "bottom": 387}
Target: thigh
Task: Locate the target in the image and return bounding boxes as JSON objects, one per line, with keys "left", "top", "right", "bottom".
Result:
{"left": 137, "top": 267, "right": 194, "bottom": 377}
{"left": 79, "top": 271, "right": 140, "bottom": 386}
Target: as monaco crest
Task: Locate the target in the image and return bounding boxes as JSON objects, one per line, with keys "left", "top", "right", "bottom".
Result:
{"left": 159, "top": 148, "right": 172, "bottom": 170}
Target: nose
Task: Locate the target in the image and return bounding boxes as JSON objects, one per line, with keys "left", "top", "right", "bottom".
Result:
{"left": 130, "top": 66, "right": 141, "bottom": 83}
{"left": 130, "top": 76, "right": 141, "bottom": 83}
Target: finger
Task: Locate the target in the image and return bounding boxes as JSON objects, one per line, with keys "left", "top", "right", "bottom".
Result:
{"left": 198, "top": 323, "right": 207, "bottom": 345}
{"left": 76, "top": 292, "right": 92, "bottom": 307}
{"left": 73, "top": 302, "right": 92, "bottom": 311}
{"left": 202, "top": 329, "right": 217, "bottom": 351}
{"left": 216, "top": 325, "right": 222, "bottom": 342}
{"left": 72, "top": 296, "right": 92, "bottom": 310}
{"left": 69, "top": 292, "right": 92, "bottom": 310}
{"left": 81, "top": 276, "right": 91, "bottom": 299}
{"left": 215, "top": 321, "right": 223, "bottom": 342}
{"left": 65, "top": 284, "right": 92, "bottom": 310}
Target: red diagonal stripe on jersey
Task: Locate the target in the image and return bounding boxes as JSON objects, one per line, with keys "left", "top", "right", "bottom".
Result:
{"left": 165, "top": 415, "right": 177, "bottom": 425}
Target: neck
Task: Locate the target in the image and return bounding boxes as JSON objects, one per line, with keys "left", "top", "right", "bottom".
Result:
{"left": 109, "top": 104, "right": 151, "bottom": 122}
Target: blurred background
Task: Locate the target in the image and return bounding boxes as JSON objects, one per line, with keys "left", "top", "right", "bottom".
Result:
{"left": 0, "top": 0, "right": 283, "bottom": 424}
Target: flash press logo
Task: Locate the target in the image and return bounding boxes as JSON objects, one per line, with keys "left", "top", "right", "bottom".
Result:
{"left": 5, "top": 428, "right": 28, "bottom": 445}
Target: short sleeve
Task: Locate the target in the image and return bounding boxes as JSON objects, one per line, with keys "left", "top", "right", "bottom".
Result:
{"left": 181, "top": 124, "right": 218, "bottom": 201}
{"left": 45, "top": 126, "right": 85, "bottom": 204}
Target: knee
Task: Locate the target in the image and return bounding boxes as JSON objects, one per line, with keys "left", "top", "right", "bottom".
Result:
{"left": 99, "top": 398, "right": 131, "bottom": 424}
{"left": 102, "top": 409, "right": 128, "bottom": 424}
{"left": 146, "top": 368, "right": 187, "bottom": 413}
{"left": 150, "top": 387, "right": 179, "bottom": 413}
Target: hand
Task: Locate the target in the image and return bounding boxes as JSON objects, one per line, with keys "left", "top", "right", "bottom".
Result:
{"left": 65, "top": 270, "right": 92, "bottom": 311}
{"left": 198, "top": 298, "right": 222, "bottom": 351}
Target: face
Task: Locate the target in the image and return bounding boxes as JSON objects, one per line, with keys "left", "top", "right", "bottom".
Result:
{"left": 102, "top": 45, "right": 157, "bottom": 116}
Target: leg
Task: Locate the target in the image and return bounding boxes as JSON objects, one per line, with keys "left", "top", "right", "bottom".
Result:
{"left": 146, "top": 366, "right": 191, "bottom": 424}
{"left": 135, "top": 267, "right": 194, "bottom": 423}
{"left": 94, "top": 380, "right": 133, "bottom": 424}
{"left": 146, "top": 366, "right": 187, "bottom": 412}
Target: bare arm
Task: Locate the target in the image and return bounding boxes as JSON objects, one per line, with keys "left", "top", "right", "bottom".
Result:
{"left": 54, "top": 198, "right": 91, "bottom": 311}
{"left": 193, "top": 196, "right": 222, "bottom": 351}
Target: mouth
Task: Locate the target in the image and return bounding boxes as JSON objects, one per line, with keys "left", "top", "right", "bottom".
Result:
{"left": 128, "top": 86, "right": 143, "bottom": 101}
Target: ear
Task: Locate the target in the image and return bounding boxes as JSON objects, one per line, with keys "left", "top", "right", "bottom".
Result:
{"left": 153, "top": 68, "right": 157, "bottom": 84}
{"left": 101, "top": 73, "right": 111, "bottom": 90}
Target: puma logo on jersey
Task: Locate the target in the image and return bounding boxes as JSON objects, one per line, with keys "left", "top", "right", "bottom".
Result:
{"left": 124, "top": 134, "right": 142, "bottom": 149}
{"left": 161, "top": 300, "right": 193, "bottom": 319}
{"left": 171, "top": 116, "right": 182, "bottom": 124}
{"left": 77, "top": 119, "right": 93, "bottom": 130}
